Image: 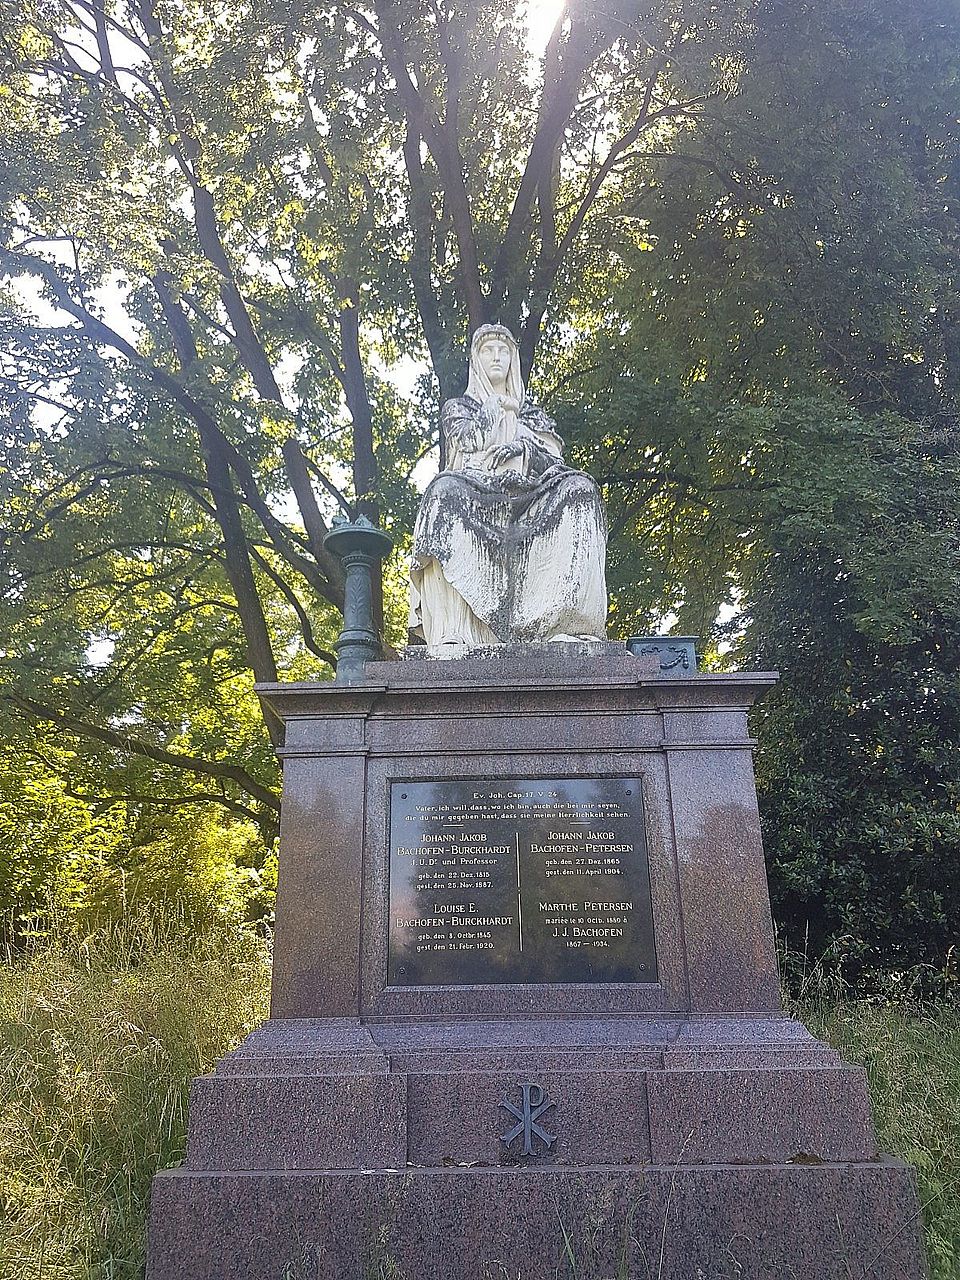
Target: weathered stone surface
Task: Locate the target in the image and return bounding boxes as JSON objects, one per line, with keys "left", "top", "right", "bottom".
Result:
{"left": 662, "top": 1015, "right": 842, "bottom": 1069}
{"left": 176, "top": 1016, "right": 877, "bottom": 1172}
{"left": 270, "top": 754, "right": 367, "bottom": 1020}
{"left": 409, "top": 325, "right": 607, "bottom": 654}
{"left": 405, "top": 1069, "right": 650, "bottom": 1167}
{"left": 666, "top": 747, "right": 782, "bottom": 1014}
{"left": 196, "top": 1011, "right": 844, "bottom": 1073}
{"left": 212, "top": 1018, "right": 390, "bottom": 1076}
{"left": 259, "top": 662, "right": 780, "bottom": 1023}
{"left": 647, "top": 1066, "right": 876, "bottom": 1163}
{"left": 368, "top": 641, "right": 659, "bottom": 686}
{"left": 187, "top": 1074, "right": 406, "bottom": 1171}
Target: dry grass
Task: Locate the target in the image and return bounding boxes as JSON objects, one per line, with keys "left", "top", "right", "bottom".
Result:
{"left": 0, "top": 924, "right": 955, "bottom": 1278}
{"left": 0, "top": 918, "right": 270, "bottom": 1279}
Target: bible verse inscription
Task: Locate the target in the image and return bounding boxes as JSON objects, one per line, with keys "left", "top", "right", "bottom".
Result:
{"left": 387, "top": 777, "right": 658, "bottom": 986}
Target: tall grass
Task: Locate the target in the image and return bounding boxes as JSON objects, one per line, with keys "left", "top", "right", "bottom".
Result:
{"left": 798, "top": 991, "right": 960, "bottom": 1280}
{"left": 1, "top": 922, "right": 956, "bottom": 1279}
{"left": 0, "top": 917, "right": 270, "bottom": 1280}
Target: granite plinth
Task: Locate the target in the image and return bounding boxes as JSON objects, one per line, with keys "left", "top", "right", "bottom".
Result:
{"left": 646, "top": 1066, "right": 876, "bottom": 1164}
{"left": 173, "top": 1015, "right": 879, "bottom": 1174}
{"left": 145, "top": 655, "right": 927, "bottom": 1278}
{"left": 147, "top": 1162, "right": 926, "bottom": 1280}
{"left": 259, "top": 652, "right": 782, "bottom": 1022}
{"left": 187, "top": 1074, "right": 407, "bottom": 1171}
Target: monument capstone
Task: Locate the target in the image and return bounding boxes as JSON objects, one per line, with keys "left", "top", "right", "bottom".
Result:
{"left": 145, "top": 326, "right": 927, "bottom": 1280}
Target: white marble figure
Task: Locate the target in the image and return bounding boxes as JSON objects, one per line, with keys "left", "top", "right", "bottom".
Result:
{"left": 409, "top": 324, "right": 608, "bottom": 656}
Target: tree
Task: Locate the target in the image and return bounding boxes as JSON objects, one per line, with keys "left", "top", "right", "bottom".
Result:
{"left": 539, "top": 0, "right": 959, "bottom": 632}
{"left": 540, "top": 0, "right": 960, "bottom": 977}
{"left": 1, "top": 0, "right": 958, "bottom": 974}
{"left": 0, "top": 0, "right": 745, "bottom": 825}
{"left": 746, "top": 411, "right": 960, "bottom": 982}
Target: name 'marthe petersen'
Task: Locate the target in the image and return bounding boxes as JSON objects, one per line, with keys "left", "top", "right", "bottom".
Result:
{"left": 538, "top": 901, "right": 635, "bottom": 912}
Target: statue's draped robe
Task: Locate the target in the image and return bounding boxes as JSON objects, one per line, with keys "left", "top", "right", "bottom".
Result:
{"left": 409, "top": 394, "right": 608, "bottom": 648}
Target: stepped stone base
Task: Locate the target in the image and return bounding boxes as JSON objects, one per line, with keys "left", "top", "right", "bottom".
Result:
{"left": 145, "top": 661, "right": 928, "bottom": 1278}
{"left": 145, "top": 1015, "right": 927, "bottom": 1280}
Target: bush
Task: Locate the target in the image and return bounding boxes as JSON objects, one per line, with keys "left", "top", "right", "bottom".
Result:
{"left": 0, "top": 767, "right": 278, "bottom": 948}
{"left": 63, "top": 810, "right": 278, "bottom": 936}
{"left": 747, "top": 417, "right": 960, "bottom": 989}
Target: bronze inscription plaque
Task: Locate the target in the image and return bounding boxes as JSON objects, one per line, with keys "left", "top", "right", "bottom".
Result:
{"left": 387, "top": 777, "right": 658, "bottom": 986}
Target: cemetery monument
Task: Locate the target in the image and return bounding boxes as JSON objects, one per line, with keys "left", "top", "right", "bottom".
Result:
{"left": 145, "top": 325, "right": 927, "bottom": 1279}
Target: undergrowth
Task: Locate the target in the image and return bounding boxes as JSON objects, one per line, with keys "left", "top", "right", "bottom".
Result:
{"left": 0, "top": 917, "right": 271, "bottom": 1279}
{"left": 798, "top": 990, "right": 960, "bottom": 1279}
{"left": 1, "top": 923, "right": 956, "bottom": 1278}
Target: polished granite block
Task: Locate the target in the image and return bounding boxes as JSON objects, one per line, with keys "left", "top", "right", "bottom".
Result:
{"left": 646, "top": 1066, "right": 877, "bottom": 1163}
{"left": 187, "top": 1073, "right": 407, "bottom": 1171}
{"left": 147, "top": 1162, "right": 927, "bottom": 1280}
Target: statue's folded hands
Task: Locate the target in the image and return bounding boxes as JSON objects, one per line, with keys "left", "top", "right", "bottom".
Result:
{"left": 488, "top": 440, "right": 524, "bottom": 467}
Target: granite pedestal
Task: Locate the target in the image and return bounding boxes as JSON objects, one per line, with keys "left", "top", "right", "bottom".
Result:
{"left": 146, "top": 646, "right": 927, "bottom": 1279}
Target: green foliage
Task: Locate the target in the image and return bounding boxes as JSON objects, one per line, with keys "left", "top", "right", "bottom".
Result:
{"left": 0, "top": 749, "right": 125, "bottom": 933}
{"left": 800, "top": 989, "right": 960, "bottom": 1280}
{"left": 746, "top": 411, "right": 960, "bottom": 982}
{"left": 0, "top": 745, "right": 276, "bottom": 945}
{"left": 63, "top": 809, "right": 277, "bottom": 935}
{"left": 0, "top": 918, "right": 271, "bottom": 1279}
{"left": 543, "top": 0, "right": 960, "bottom": 632}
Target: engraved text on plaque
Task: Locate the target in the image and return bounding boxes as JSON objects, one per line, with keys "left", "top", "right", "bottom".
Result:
{"left": 387, "top": 777, "right": 657, "bottom": 986}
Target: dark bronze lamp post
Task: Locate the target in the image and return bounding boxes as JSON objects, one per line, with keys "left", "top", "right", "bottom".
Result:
{"left": 323, "top": 514, "right": 394, "bottom": 682}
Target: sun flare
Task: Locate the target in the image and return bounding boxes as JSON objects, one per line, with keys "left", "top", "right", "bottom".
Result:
{"left": 524, "top": 0, "right": 567, "bottom": 54}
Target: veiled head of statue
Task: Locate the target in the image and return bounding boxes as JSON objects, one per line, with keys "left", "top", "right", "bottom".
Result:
{"left": 467, "top": 323, "right": 524, "bottom": 404}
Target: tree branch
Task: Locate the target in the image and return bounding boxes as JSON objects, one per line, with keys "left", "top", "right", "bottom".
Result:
{"left": 372, "top": 0, "right": 485, "bottom": 328}
{"left": 151, "top": 271, "right": 282, "bottom": 743}
{"left": 519, "top": 79, "right": 687, "bottom": 373}
{"left": 489, "top": 11, "right": 613, "bottom": 317}
{"left": 138, "top": 0, "right": 340, "bottom": 583}
{"left": 8, "top": 693, "right": 281, "bottom": 811}
{"left": 5, "top": 248, "right": 342, "bottom": 616}
{"left": 402, "top": 120, "right": 453, "bottom": 397}
{"left": 87, "top": 791, "right": 273, "bottom": 828}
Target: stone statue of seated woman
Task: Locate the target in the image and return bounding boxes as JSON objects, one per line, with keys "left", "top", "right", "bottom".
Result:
{"left": 409, "top": 323, "right": 608, "bottom": 656}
